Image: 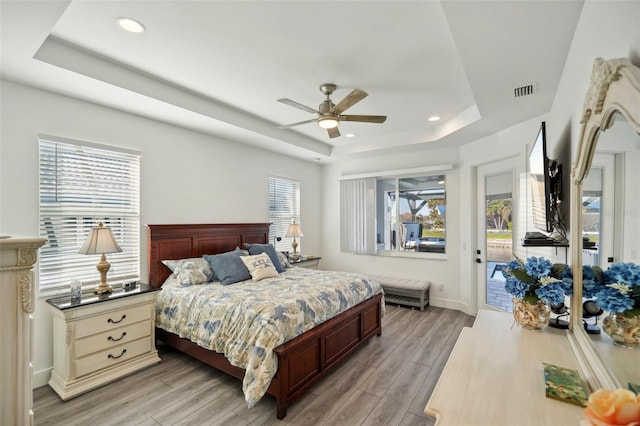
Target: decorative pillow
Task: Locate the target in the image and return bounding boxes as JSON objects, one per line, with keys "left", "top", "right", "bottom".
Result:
{"left": 277, "top": 251, "right": 291, "bottom": 269}
{"left": 161, "top": 258, "right": 216, "bottom": 286}
{"left": 240, "top": 252, "right": 279, "bottom": 282}
{"left": 204, "top": 249, "right": 251, "bottom": 285}
{"left": 244, "top": 243, "right": 285, "bottom": 273}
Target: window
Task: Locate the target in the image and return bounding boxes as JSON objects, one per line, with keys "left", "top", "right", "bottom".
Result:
{"left": 39, "top": 137, "right": 141, "bottom": 294}
{"left": 340, "top": 173, "right": 447, "bottom": 256}
{"left": 269, "top": 176, "right": 301, "bottom": 253}
{"left": 377, "top": 175, "right": 446, "bottom": 254}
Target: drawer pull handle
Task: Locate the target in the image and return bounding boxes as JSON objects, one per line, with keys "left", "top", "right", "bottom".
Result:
{"left": 107, "top": 314, "right": 127, "bottom": 324}
{"left": 108, "top": 332, "right": 127, "bottom": 342}
{"left": 108, "top": 349, "right": 127, "bottom": 360}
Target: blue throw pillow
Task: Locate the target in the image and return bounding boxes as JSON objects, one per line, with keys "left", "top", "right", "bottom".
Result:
{"left": 244, "top": 243, "right": 285, "bottom": 273}
{"left": 204, "top": 249, "right": 251, "bottom": 285}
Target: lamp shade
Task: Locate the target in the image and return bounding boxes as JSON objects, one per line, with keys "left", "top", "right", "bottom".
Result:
{"left": 285, "top": 222, "right": 304, "bottom": 238}
{"left": 78, "top": 223, "right": 122, "bottom": 255}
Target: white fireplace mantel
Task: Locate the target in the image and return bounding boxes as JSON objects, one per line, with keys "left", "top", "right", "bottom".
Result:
{"left": 0, "top": 236, "right": 47, "bottom": 426}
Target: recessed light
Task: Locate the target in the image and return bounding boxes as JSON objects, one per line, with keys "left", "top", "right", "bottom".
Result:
{"left": 116, "top": 17, "right": 146, "bottom": 34}
{"left": 345, "top": 133, "right": 356, "bottom": 138}
{"left": 428, "top": 116, "right": 441, "bottom": 122}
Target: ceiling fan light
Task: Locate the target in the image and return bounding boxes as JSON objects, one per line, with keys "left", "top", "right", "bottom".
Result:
{"left": 318, "top": 117, "right": 339, "bottom": 129}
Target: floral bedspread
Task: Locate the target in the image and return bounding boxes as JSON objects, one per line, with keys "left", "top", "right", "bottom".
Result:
{"left": 155, "top": 267, "right": 383, "bottom": 407}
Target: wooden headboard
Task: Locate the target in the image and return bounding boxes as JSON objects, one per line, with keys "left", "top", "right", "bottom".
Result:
{"left": 147, "top": 223, "right": 270, "bottom": 288}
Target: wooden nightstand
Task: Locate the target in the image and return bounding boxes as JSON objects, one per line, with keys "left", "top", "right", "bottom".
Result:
{"left": 291, "top": 256, "right": 321, "bottom": 269}
{"left": 46, "top": 284, "right": 161, "bottom": 400}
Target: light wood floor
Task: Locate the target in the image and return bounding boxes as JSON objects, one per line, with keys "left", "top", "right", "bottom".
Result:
{"left": 34, "top": 305, "right": 474, "bottom": 426}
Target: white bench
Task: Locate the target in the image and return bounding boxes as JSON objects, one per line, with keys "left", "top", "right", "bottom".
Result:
{"left": 369, "top": 275, "right": 430, "bottom": 311}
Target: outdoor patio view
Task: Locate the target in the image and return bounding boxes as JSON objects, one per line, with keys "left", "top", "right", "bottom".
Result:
{"left": 377, "top": 175, "right": 446, "bottom": 254}
{"left": 486, "top": 194, "right": 513, "bottom": 312}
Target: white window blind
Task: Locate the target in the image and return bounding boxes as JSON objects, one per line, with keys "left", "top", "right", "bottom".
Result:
{"left": 340, "top": 178, "right": 376, "bottom": 254}
{"left": 269, "top": 176, "right": 300, "bottom": 252}
{"left": 39, "top": 138, "right": 140, "bottom": 294}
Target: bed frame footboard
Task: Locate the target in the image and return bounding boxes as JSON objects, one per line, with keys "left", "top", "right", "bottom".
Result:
{"left": 156, "top": 293, "right": 382, "bottom": 419}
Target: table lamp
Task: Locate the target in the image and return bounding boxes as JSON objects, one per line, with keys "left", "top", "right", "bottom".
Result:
{"left": 78, "top": 222, "right": 122, "bottom": 294}
{"left": 285, "top": 220, "right": 304, "bottom": 261}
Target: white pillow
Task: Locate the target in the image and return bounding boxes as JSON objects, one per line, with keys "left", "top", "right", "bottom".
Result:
{"left": 277, "top": 251, "right": 291, "bottom": 269}
{"left": 161, "top": 257, "right": 216, "bottom": 286}
{"left": 240, "top": 252, "right": 279, "bottom": 282}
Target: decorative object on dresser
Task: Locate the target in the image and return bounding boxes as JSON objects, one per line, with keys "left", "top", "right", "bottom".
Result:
{"left": 0, "top": 236, "right": 46, "bottom": 426}
{"left": 582, "top": 387, "right": 640, "bottom": 426}
{"left": 46, "top": 284, "right": 161, "bottom": 400}
{"left": 542, "top": 362, "right": 588, "bottom": 406}
{"left": 592, "top": 262, "right": 640, "bottom": 349}
{"left": 501, "top": 256, "right": 572, "bottom": 330}
{"left": 78, "top": 222, "right": 122, "bottom": 294}
{"left": 147, "top": 223, "right": 383, "bottom": 419}
{"left": 285, "top": 219, "right": 303, "bottom": 260}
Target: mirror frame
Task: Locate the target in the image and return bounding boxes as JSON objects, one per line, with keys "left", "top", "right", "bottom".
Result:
{"left": 569, "top": 57, "right": 640, "bottom": 391}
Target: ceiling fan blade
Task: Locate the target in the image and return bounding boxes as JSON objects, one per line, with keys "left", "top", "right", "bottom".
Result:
{"left": 339, "top": 114, "right": 387, "bottom": 123}
{"left": 327, "top": 127, "right": 340, "bottom": 138}
{"left": 277, "top": 98, "right": 319, "bottom": 114}
{"left": 329, "top": 89, "right": 368, "bottom": 114}
{"left": 278, "top": 118, "right": 318, "bottom": 129}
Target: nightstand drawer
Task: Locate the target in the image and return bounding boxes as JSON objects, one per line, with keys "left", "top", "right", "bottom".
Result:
{"left": 75, "top": 337, "right": 152, "bottom": 378}
{"left": 47, "top": 285, "right": 160, "bottom": 400}
{"left": 75, "top": 320, "right": 151, "bottom": 357}
{"left": 75, "top": 304, "right": 151, "bottom": 338}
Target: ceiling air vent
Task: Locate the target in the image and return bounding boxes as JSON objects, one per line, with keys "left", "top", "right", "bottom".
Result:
{"left": 514, "top": 83, "right": 536, "bottom": 98}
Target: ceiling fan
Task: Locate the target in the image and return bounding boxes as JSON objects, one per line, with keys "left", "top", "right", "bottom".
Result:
{"left": 277, "top": 83, "right": 387, "bottom": 138}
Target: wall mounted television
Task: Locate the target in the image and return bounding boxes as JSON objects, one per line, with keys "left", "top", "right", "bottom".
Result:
{"left": 528, "top": 121, "right": 555, "bottom": 233}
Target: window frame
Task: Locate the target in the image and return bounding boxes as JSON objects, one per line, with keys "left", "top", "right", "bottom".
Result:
{"left": 339, "top": 165, "right": 451, "bottom": 259}
{"left": 376, "top": 174, "right": 447, "bottom": 258}
{"left": 38, "top": 135, "right": 141, "bottom": 297}
{"left": 269, "top": 176, "right": 301, "bottom": 253}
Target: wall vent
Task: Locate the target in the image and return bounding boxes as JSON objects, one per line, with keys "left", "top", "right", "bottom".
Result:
{"left": 514, "top": 83, "right": 536, "bottom": 98}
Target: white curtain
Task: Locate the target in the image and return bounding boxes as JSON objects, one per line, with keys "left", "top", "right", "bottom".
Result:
{"left": 340, "top": 178, "right": 376, "bottom": 254}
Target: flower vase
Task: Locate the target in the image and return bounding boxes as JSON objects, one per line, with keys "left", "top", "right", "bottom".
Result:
{"left": 512, "top": 298, "right": 551, "bottom": 330}
{"left": 602, "top": 313, "right": 640, "bottom": 348}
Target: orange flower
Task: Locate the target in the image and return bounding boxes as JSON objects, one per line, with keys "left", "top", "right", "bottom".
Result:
{"left": 583, "top": 388, "right": 640, "bottom": 426}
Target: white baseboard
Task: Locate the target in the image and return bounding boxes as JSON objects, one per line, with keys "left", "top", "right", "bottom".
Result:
{"left": 33, "top": 367, "right": 52, "bottom": 389}
{"left": 429, "top": 297, "right": 474, "bottom": 316}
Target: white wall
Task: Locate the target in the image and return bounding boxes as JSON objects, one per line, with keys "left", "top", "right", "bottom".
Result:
{"left": 0, "top": 80, "right": 322, "bottom": 387}
{"left": 547, "top": 0, "right": 640, "bottom": 164}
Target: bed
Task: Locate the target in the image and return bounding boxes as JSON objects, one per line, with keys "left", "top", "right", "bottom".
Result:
{"left": 147, "top": 223, "right": 383, "bottom": 419}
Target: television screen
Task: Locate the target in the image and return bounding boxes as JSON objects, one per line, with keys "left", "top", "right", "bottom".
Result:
{"left": 529, "top": 122, "right": 553, "bottom": 233}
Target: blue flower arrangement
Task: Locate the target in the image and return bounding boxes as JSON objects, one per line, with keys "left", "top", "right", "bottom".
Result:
{"left": 581, "top": 264, "right": 605, "bottom": 299}
{"left": 593, "top": 262, "right": 640, "bottom": 316}
{"left": 502, "top": 256, "right": 572, "bottom": 305}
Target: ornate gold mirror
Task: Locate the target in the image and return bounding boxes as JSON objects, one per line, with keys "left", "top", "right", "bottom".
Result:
{"left": 570, "top": 57, "right": 640, "bottom": 391}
